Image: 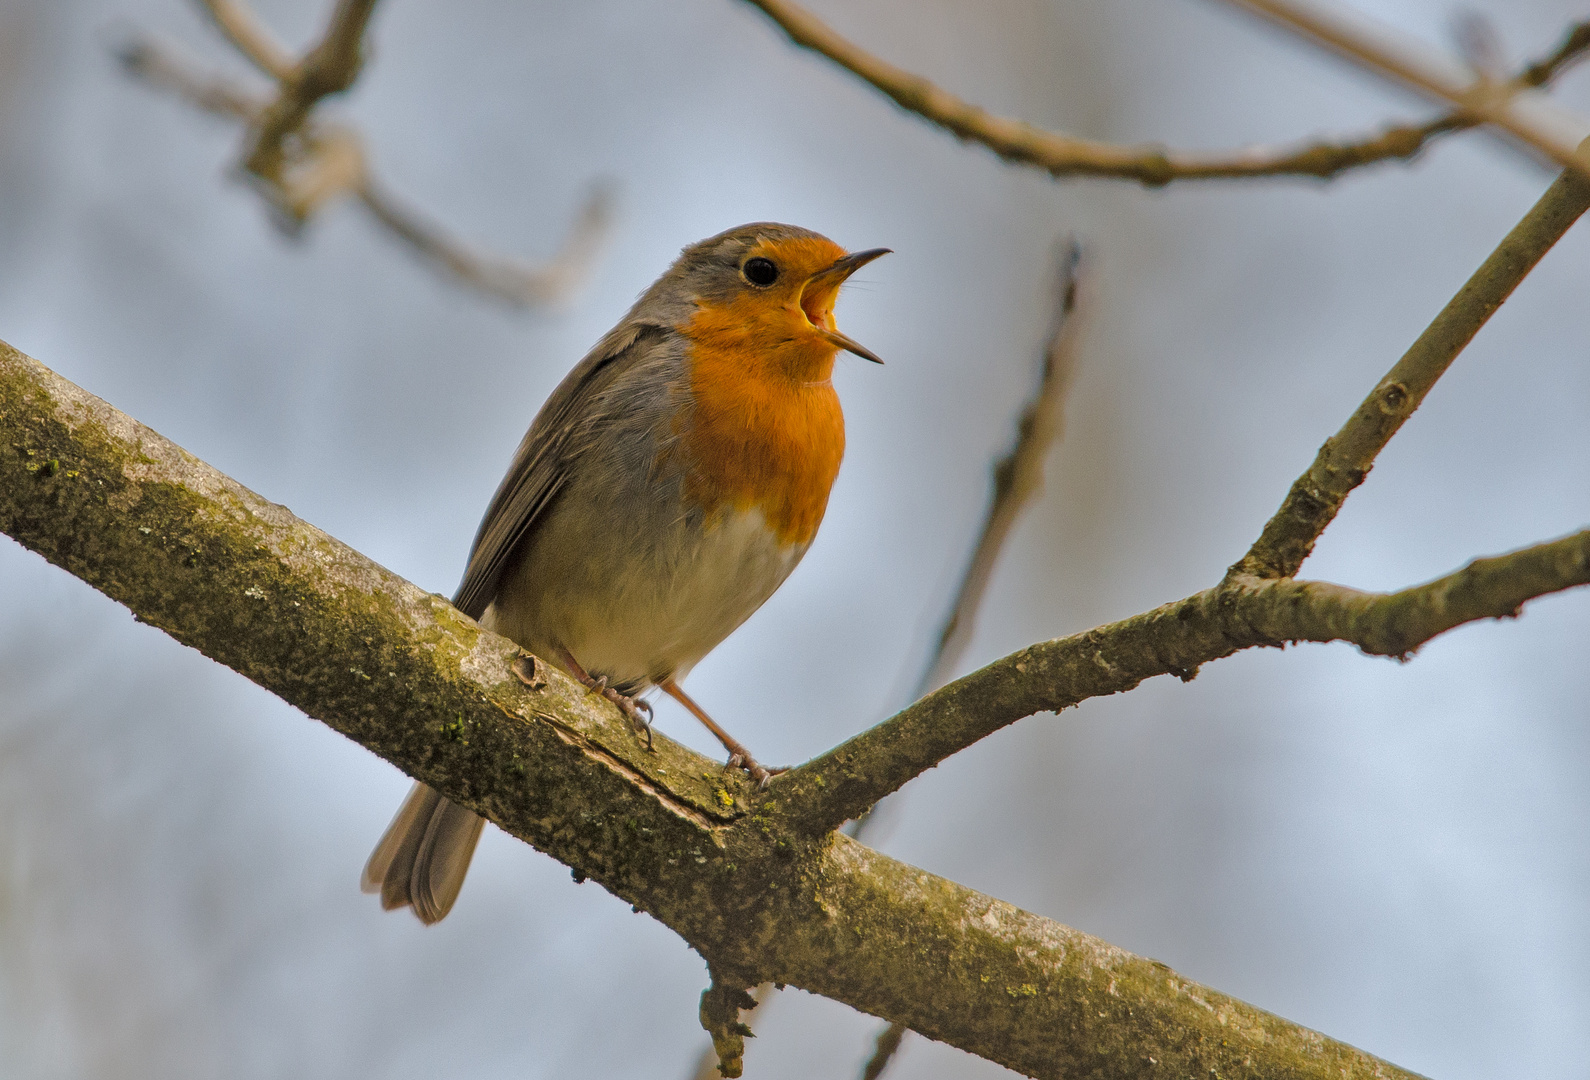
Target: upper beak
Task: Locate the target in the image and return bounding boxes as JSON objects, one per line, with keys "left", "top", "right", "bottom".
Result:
{"left": 802, "top": 247, "right": 891, "bottom": 364}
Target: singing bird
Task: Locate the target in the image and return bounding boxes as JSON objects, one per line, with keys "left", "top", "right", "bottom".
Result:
{"left": 362, "top": 223, "right": 888, "bottom": 923}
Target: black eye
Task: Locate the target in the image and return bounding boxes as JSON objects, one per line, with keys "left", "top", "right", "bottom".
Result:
{"left": 742, "top": 257, "right": 779, "bottom": 287}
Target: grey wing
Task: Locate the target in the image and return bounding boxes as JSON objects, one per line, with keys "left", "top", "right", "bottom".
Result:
{"left": 451, "top": 321, "right": 671, "bottom": 620}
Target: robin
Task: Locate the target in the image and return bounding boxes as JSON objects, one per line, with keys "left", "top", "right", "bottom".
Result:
{"left": 362, "top": 222, "right": 888, "bottom": 924}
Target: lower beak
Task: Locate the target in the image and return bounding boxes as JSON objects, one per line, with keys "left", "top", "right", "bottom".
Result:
{"left": 802, "top": 247, "right": 891, "bottom": 364}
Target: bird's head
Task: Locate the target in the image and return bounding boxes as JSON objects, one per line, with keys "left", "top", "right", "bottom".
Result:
{"left": 660, "top": 223, "right": 889, "bottom": 381}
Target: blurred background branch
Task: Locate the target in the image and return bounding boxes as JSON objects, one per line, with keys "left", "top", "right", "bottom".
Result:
{"left": 742, "top": 0, "right": 1590, "bottom": 184}
{"left": 117, "top": 2, "right": 611, "bottom": 306}
{"left": 215, "top": 0, "right": 381, "bottom": 186}
{"left": 1220, "top": 0, "right": 1590, "bottom": 175}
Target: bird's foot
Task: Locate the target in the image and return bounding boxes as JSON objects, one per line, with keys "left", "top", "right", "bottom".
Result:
{"left": 588, "top": 675, "right": 655, "bottom": 749}
{"left": 557, "top": 647, "right": 655, "bottom": 750}
{"left": 725, "top": 749, "right": 785, "bottom": 790}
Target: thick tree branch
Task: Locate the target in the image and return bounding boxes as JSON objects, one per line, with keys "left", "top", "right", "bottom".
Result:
{"left": 770, "top": 162, "right": 1590, "bottom": 835}
{"left": 740, "top": 0, "right": 1589, "bottom": 184}
{"left": 1233, "top": 161, "right": 1590, "bottom": 581}
{"left": 0, "top": 339, "right": 1433, "bottom": 1080}
{"left": 118, "top": 36, "right": 612, "bottom": 306}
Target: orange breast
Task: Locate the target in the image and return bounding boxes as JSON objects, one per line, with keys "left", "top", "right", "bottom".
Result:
{"left": 676, "top": 293, "right": 845, "bottom": 547}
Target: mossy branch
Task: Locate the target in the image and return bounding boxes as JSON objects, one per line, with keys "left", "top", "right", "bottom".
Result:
{"left": 0, "top": 338, "right": 1432, "bottom": 1079}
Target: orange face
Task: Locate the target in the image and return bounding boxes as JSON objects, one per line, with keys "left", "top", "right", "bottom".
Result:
{"left": 682, "top": 236, "right": 884, "bottom": 384}
{"left": 675, "top": 237, "right": 887, "bottom": 546}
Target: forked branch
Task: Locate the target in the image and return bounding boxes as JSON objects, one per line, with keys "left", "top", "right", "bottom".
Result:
{"left": 1233, "top": 163, "right": 1590, "bottom": 580}
{"left": 767, "top": 162, "right": 1590, "bottom": 836}
{"left": 118, "top": 34, "right": 611, "bottom": 306}
{"left": 771, "top": 526, "right": 1590, "bottom": 837}
{"left": 1221, "top": 0, "right": 1590, "bottom": 176}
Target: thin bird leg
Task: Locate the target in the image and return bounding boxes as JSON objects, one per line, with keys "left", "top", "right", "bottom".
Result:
{"left": 556, "top": 646, "right": 654, "bottom": 748}
{"left": 658, "top": 678, "right": 780, "bottom": 788}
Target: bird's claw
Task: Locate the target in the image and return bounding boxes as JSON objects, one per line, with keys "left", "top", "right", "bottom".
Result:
{"left": 576, "top": 672, "right": 655, "bottom": 750}
{"left": 725, "top": 752, "right": 784, "bottom": 790}
{"left": 606, "top": 688, "right": 654, "bottom": 750}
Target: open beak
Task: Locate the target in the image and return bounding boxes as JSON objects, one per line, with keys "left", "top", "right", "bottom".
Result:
{"left": 801, "top": 247, "right": 891, "bottom": 364}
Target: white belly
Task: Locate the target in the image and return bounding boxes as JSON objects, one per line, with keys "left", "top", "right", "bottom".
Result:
{"left": 484, "top": 504, "right": 808, "bottom": 690}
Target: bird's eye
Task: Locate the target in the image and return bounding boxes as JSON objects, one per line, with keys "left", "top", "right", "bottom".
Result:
{"left": 742, "top": 257, "right": 779, "bottom": 287}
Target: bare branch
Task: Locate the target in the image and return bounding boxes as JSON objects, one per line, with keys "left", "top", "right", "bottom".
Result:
{"left": 0, "top": 339, "right": 1431, "bottom": 1080}
{"left": 1222, "top": 0, "right": 1590, "bottom": 176}
{"left": 118, "top": 35, "right": 610, "bottom": 307}
{"left": 769, "top": 163, "right": 1590, "bottom": 836}
{"left": 359, "top": 177, "right": 615, "bottom": 307}
{"left": 1520, "top": 22, "right": 1590, "bottom": 89}
{"left": 772, "top": 526, "right": 1590, "bottom": 836}
{"left": 1233, "top": 164, "right": 1590, "bottom": 581}
{"left": 1236, "top": 531, "right": 1590, "bottom": 657}
{"left": 740, "top": 0, "right": 1588, "bottom": 184}
{"left": 240, "top": 0, "right": 381, "bottom": 190}
{"left": 117, "top": 35, "right": 260, "bottom": 121}
{"left": 859, "top": 1020, "right": 907, "bottom": 1080}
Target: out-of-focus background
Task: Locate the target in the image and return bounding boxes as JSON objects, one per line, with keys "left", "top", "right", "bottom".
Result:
{"left": 1, "top": 1, "right": 1587, "bottom": 1076}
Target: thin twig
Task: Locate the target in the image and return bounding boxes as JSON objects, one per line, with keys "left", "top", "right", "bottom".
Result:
{"left": 1232, "top": 163, "right": 1590, "bottom": 581}
{"left": 740, "top": 0, "right": 1590, "bottom": 184}
{"left": 1520, "top": 22, "right": 1590, "bottom": 89}
{"left": 117, "top": 35, "right": 611, "bottom": 307}
{"left": 117, "top": 36, "right": 259, "bottom": 121}
{"left": 1221, "top": 0, "right": 1590, "bottom": 176}
{"left": 686, "top": 984, "right": 771, "bottom": 1080}
{"left": 861, "top": 1021, "right": 907, "bottom": 1080}
{"left": 196, "top": 0, "right": 293, "bottom": 78}
{"left": 360, "top": 177, "right": 614, "bottom": 307}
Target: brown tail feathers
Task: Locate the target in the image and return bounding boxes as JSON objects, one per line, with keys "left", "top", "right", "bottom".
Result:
{"left": 361, "top": 782, "right": 485, "bottom": 924}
